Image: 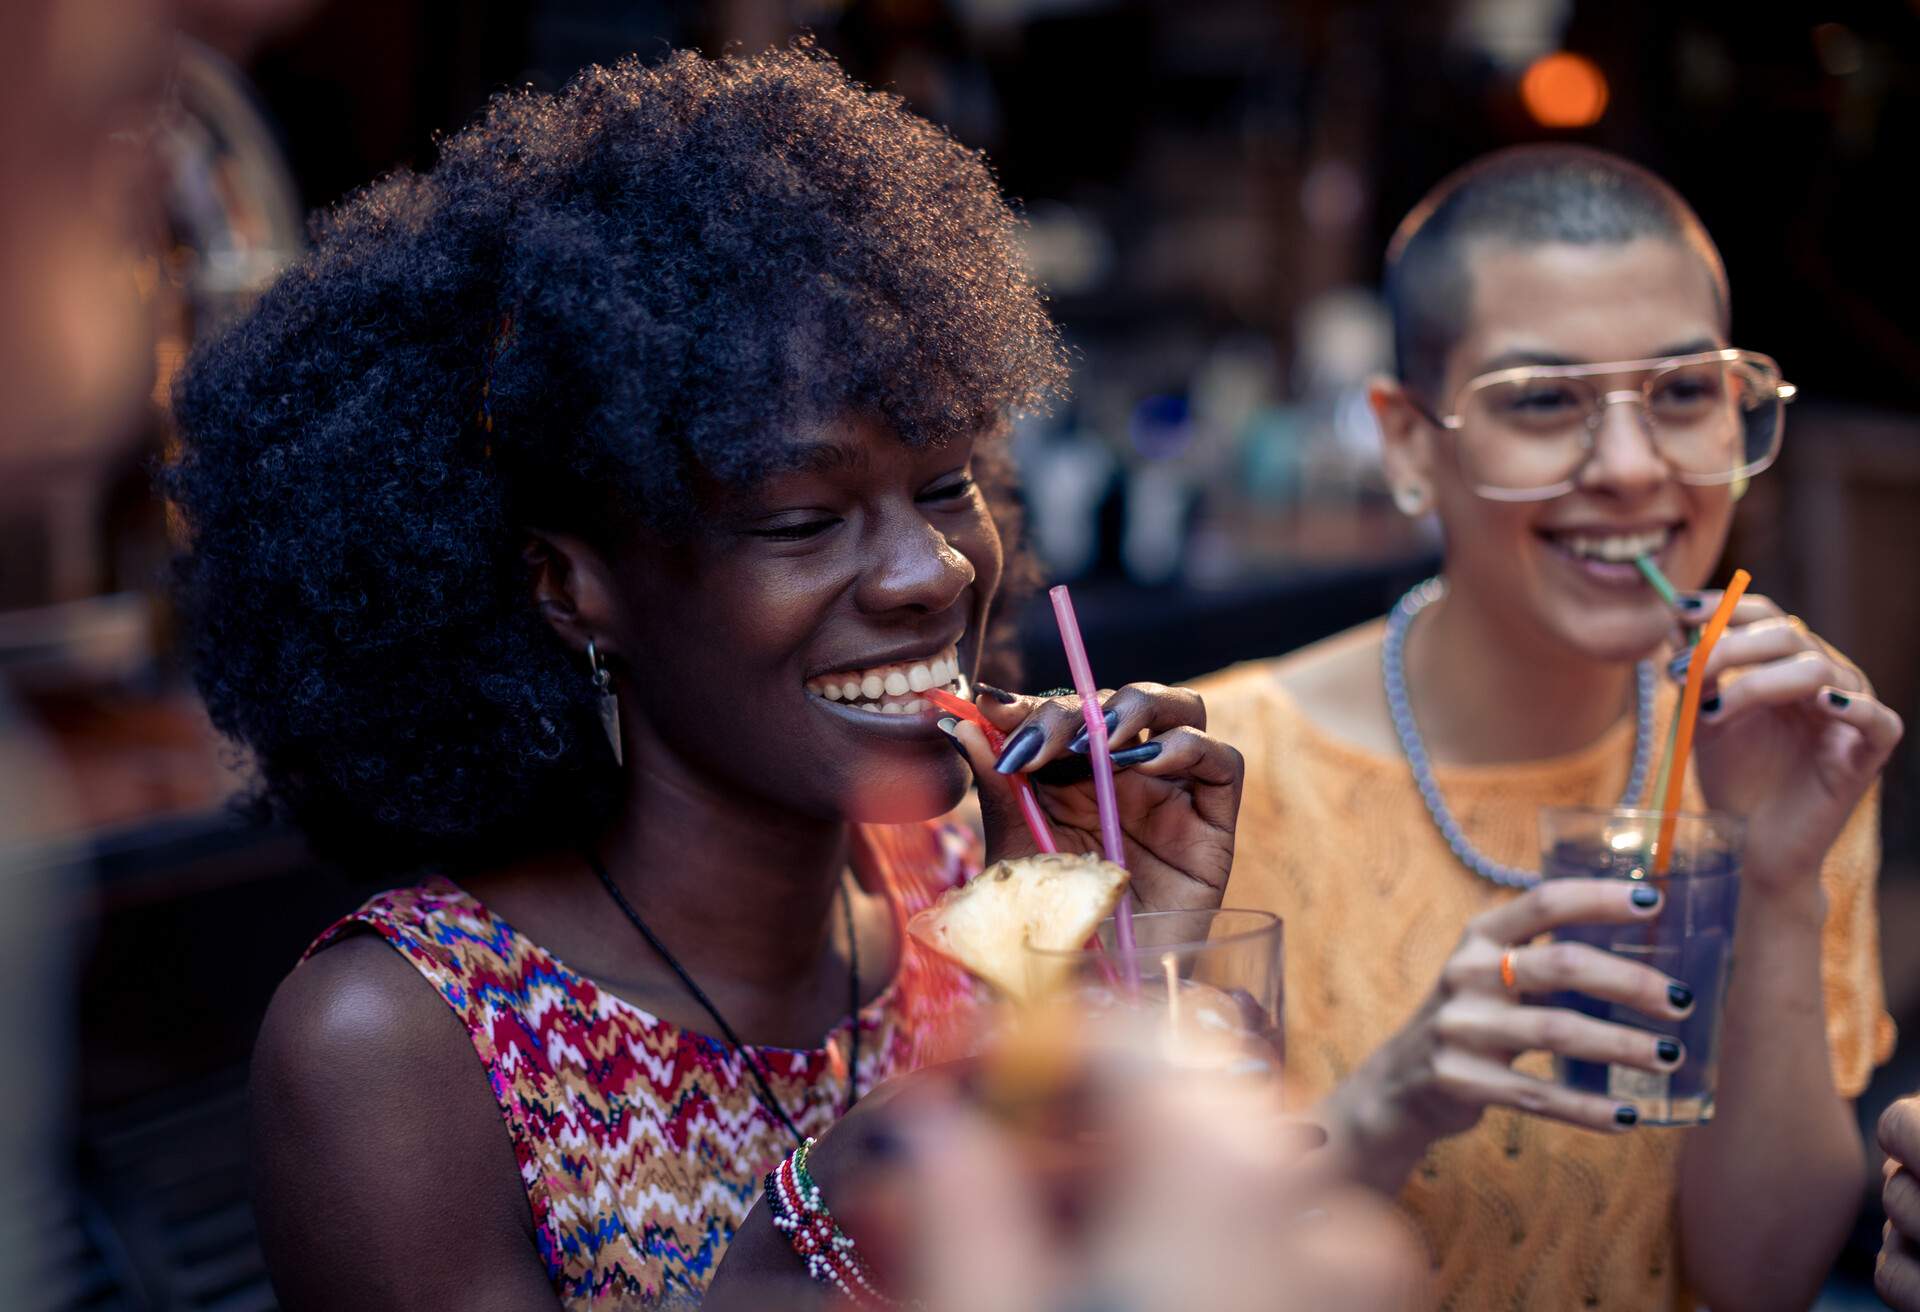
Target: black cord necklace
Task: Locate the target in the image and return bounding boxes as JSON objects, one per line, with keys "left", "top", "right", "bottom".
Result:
{"left": 582, "top": 848, "right": 862, "bottom": 1151}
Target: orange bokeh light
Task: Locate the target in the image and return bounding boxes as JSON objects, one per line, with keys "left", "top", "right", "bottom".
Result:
{"left": 1520, "top": 52, "right": 1609, "bottom": 129}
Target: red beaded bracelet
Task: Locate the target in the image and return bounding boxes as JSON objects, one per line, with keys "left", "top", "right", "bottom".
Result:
{"left": 763, "top": 1138, "right": 913, "bottom": 1309}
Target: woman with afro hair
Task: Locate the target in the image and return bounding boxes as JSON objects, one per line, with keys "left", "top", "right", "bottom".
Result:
{"left": 166, "top": 40, "right": 1244, "bottom": 1310}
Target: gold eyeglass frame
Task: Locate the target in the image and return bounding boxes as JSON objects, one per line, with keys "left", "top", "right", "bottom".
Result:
{"left": 1410, "top": 347, "right": 1797, "bottom": 502}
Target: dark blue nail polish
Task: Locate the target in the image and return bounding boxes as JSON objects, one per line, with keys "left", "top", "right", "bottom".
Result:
{"left": 1631, "top": 885, "right": 1660, "bottom": 908}
{"left": 937, "top": 719, "right": 970, "bottom": 760}
{"left": 995, "top": 724, "right": 1044, "bottom": 774}
{"left": 1827, "top": 689, "right": 1851, "bottom": 708}
{"left": 1614, "top": 1105, "right": 1639, "bottom": 1127}
{"left": 1666, "top": 653, "right": 1691, "bottom": 683}
{"left": 1656, "top": 1039, "right": 1681, "bottom": 1063}
{"left": 1067, "top": 709, "right": 1120, "bottom": 754}
{"left": 974, "top": 682, "right": 1019, "bottom": 704}
{"left": 1700, "top": 694, "right": 1720, "bottom": 715}
{"left": 1108, "top": 741, "right": 1162, "bottom": 767}
{"left": 1668, "top": 983, "right": 1694, "bottom": 1010}
{"left": 1679, "top": 595, "right": 1706, "bottom": 611}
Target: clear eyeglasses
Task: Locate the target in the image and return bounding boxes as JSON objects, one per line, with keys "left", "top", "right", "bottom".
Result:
{"left": 1410, "top": 348, "right": 1796, "bottom": 502}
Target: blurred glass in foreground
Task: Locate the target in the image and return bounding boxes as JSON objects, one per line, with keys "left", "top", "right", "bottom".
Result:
{"left": 841, "top": 1002, "right": 1432, "bottom": 1312}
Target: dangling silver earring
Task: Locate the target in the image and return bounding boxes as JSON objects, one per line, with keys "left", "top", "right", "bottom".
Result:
{"left": 586, "top": 640, "right": 623, "bottom": 767}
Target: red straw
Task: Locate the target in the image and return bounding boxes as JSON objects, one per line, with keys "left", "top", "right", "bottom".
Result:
{"left": 925, "top": 688, "right": 1058, "bottom": 856}
{"left": 1048, "top": 585, "right": 1139, "bottom": 970}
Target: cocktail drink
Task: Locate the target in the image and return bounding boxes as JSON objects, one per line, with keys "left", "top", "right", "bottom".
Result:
{"left": 1022, "top": 908, "right": 1284, "bottom": 1080}
{"left": 1541, "top": 806, "right": 1742, "bottom": 1126}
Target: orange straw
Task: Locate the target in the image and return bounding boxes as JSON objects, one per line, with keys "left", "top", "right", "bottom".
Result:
{"left": 1653, "top": 568, "right": 1750, "bottom": 874}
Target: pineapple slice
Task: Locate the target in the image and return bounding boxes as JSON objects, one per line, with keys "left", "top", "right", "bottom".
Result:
{"left": 908, "top": 851, "right": 1128, "bottom": 1000}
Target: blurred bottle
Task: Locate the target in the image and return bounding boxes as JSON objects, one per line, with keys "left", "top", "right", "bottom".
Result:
{"left": 1013, "top": 404, "right": 1119, "bottom": 583}
{"left": 1121, "top": 392, "right": 1198, "bottom": 587}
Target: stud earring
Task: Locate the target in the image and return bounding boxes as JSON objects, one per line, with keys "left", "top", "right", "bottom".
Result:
{"left": 1393, "top": 485, "right": 1430, "bottom": 516}
{"left": 586, "top": 640, "right": 623, "bottom": 767}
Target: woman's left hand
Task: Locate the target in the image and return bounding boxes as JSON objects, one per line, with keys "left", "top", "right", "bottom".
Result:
{"left": 1679, "top": 592, "right": 1903, "bottom": 903}
{"left": 947, "top": 682, "right": 1242, "bottom": 913}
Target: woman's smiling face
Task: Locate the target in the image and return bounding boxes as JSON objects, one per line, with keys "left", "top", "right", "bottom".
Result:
{"left": 1387, "top": 237, "right": 1738, "bottom": 664}
{"left": 609, "top": 414, "right": 1002, "bottom": 825}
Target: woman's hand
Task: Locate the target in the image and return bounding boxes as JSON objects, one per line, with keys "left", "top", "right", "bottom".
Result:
{"left": 1321, "top": 878, "right": 1694, "bottom": 1192}
{"left": 945, "top": 682, "right": 1242, "bottom": 913}
{"left": 1679, "top": 593, "right": 1903, "bottom": 906}
{"left": 846, "top": 1023, "right": 1428, "bottom": 1312}
{"left": 1879, "top": 1097, "right": 1920, "bottom": 1311}
{"left": 702, "top": 1063, "right": 967, "bottom": 1312}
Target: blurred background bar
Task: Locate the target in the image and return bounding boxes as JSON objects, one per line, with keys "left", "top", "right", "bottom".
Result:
{"left": 3, "top": 1, "right": 1914, "bottom": 1306}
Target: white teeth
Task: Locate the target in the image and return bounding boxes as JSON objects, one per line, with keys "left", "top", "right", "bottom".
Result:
{"left": 813, "top": 644, "right": 964, "bottom": 708}
{"left": 905, "top": 698, "right": 928, "bottom": 713}
{"left": 880, "top": 703, "right": 905, "bottom": 715}
{"left": 1560, "top": 528, "right": 1671, "bottom": 563}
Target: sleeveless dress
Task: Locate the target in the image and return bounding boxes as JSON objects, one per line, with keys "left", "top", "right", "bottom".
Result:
{"left": 304, "top": 820, "right": 982, "bottom": 1309}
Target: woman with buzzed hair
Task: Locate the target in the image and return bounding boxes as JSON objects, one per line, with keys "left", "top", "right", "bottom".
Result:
{"left": 1196, "top": 145, "right": 1899, "bottom": 1310}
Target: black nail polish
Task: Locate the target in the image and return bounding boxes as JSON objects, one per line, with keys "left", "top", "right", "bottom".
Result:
{"left": 940, "top": 726, "right": 970, "bottom": 760}
{"left": 1699, "top": 694, "right": 1720, "bottom": 715}
{"left": 1827, "top": 689, "right": 1851, "bottom": 708}
{"left": 1067, "top": 709, "right": 1120, "bottom": 754}
{"left": 1614, "top": 1105, "right": 1639, "bottom": 1127}
{"left": 1679, "top": 595, "right": 1706, "bottom": 611}
{"left": 1656, "top": 1039, "right": 1682, "bottom": 1063}
{"left": 974, "top": 682, "right": 1020, "bottom": 705}
{"left": 1035, "top": 740, "right": 1164, "bottom": 784}
{"left": 1108, "top": 741, "right": 1163, "bottom": 767}
{"left": 995, "top": 725, "right": 1044, "bottom": 774}
{"left": 1668, "top": 983, "right": 1694, "bottom": 1010}
{"left": 1631, "top": 885, "right": 1660, "bottom": 908}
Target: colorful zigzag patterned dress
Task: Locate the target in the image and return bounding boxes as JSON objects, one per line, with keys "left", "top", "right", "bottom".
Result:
{"left": 305, "top": 819, "right": 981, "bottom": 1308}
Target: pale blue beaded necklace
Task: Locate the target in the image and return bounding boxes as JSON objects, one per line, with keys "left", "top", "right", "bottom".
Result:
{"left": 1383, "top": 577, "right": 1655, "bottom": 889}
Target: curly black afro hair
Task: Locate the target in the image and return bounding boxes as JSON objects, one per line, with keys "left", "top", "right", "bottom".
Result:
{"left": 165, "top": 40, "right": 1067, "bottom": 873}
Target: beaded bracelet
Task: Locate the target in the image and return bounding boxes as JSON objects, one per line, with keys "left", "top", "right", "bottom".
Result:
{"left": 764, "top": 1138, "right": 914, "bottom": 1309}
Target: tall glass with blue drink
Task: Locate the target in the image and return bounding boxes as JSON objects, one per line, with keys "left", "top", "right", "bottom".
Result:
{"left": 1540, "top": 806, "right": 1743, "bottom": 1127}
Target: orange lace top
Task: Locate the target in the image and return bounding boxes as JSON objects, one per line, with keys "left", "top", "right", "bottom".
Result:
{"left": 1194, "top": 625, "right": 1893, "bottom": 1311}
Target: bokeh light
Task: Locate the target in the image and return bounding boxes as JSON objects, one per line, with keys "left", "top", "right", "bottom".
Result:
{"left": 1519, "top": 51, "right": 1610, "bottom": 128}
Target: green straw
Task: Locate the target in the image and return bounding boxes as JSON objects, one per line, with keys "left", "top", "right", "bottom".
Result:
{"left": 1633, "top": 554, "right": 1682, "bottom": 608}
{"left": 1636, "top": 554, "right": 1692, "bottom": 811}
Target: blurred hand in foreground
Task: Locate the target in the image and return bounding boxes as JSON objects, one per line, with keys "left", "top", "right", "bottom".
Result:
{"left": 841, "top": 1006, "right": 1432, "bottom": 1312}
{"left": 1881, "top": 1096, "right": 1920, "bottom": 1311}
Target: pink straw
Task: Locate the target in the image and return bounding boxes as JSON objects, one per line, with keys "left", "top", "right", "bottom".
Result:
{"left": 1048, "top": 585, "right": 1140, "bottom": 971}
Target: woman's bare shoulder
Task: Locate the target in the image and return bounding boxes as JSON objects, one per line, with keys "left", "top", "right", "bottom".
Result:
{"left": 250, "top": 935, "right": 558, "bottom": 1309}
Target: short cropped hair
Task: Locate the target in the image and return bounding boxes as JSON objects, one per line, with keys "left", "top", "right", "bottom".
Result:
{"left": 1384, "top": 144, "right": 1728, "bottom": 399}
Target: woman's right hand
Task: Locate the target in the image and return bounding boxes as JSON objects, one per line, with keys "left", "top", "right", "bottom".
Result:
{"left": 1321, "top": 877, "right": 1696, "bottom": 1192}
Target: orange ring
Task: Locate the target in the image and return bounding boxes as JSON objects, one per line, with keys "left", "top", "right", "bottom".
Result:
{"left": 1499, "top": 949, "right": 1519, "bottom": 992}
